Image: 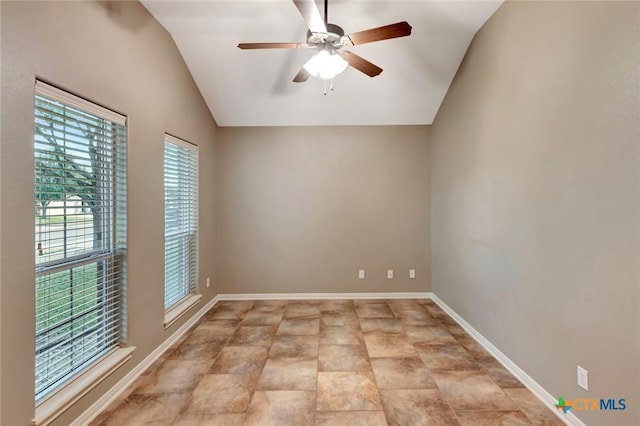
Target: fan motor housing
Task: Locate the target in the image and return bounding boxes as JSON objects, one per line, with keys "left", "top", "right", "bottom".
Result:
{"left": 307, "top": 23, "right": 345, "bottom": 47}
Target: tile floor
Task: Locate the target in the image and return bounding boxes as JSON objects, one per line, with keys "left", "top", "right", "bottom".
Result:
{"left": 91, "top": 299, "right": 565, "bottom": 425}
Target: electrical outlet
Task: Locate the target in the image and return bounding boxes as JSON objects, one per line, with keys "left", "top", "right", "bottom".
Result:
{"left": 387, "top": 269, "right": 393, "bottom": 279}
{"left": 409, "top": 269, "right": 416, "bottom": 279}
{"left": 577, "top": 365, "right": 589, "bottom": 391}
{"left": 358, "top": 270, "right": 365, "bottom": 279}
{"left": 206, "top": 277, "right": 210, "bottom": 288}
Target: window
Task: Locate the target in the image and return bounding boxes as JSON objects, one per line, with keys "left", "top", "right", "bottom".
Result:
{"left": 164, "top": 135, "right": 198, "bottom": 312}
{"left": 34, "top": 81, "right": 127, "bottom": 402}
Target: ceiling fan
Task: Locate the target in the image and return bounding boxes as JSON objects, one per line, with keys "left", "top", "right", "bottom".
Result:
{"left": 238, "top": 0, "right": 412, "bottom": 85}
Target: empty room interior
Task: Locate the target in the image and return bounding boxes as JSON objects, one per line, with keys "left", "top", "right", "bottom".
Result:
{"left": 0, "top": 1, "right": 638, "bottom": 425}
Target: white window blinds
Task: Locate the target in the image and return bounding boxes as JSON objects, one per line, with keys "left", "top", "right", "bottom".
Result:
{"left": 164, "top": 135, "right": 198, "bottom": 310}
{"left": 34, "top": 81, "right": 127, "bottom": 401}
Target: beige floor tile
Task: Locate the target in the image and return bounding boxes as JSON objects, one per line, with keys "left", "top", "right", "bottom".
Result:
{"left": 414, "top": 343, "right": 481, "bottom": 371}
{"left": 132, "top": 359, "right": 213, "bottom": 394}
{"left": 168, "top": 334, "right": 228, "bottom": 360}
{"left": 380, "top": 389, "right": 460, "bottom": 426}
{"left": 98, "top": 393, "right": 189, "bottom": 425}
{"left": 370, "top": 357, "right": 437, "bottom": 389}
{"left": 454, "top": 334, "right": 494, "bottom": 361}
{"left": 455, "top": 410, "right": 532, "bottom": 425}
{"left": 249, "top": 300, "right": 288, "bottom": 313}
{"left": 353, "top": 299, "right": 387, "bottom": 306}
{"left": 363, "top": 331, "right": 417, "bottom": 357}
{"left": 386, "top": 299, "right": 424, "bottom": 311}
{"left": 432, "top": 311, "right": 459, "bottom": 325}
{"left": 276, "top": 318, "right": 320, "bottom": 336}
{"left": 424, "top": 303, "right": 447, "bottom": 316}
{"left": 479, "top": 359, "right": 525, "bottom": 388}
{"left": 206, "top": 301, "right": 254, "bottom": 319}
{"left": 356, "top": 303, "right": 395, "bottom": 318}
{"left": 404, "top": 325, "right": 459, "bottom": 345}
{"left": 183, "top": 374, "right": 254, "bottom": 414}
{"left": 318, "top": 344, "right": 371, "bottom": 372}
{"left": 503, "top": 388, "right": 566, "bottom": 425}
{"left": 445, "top": 322, "right": 468, "bottom": 335}
{"left": 227, "top": 325, "right": 277, "bottom": 347}
{"left": 315, "top": 411, "right": 388, "bottom": 426}
{"left": 316, "top": 371, "right": 382, "bottom": 411}
{"left": 417, "top": 299, "right": 438, "bottom": 307}
{"left": 244, "top": 390, "right": 315, "bottom": 426}
{"left": 216, "top": 300, "right": 255, "bottom": 311}
{"left": 431, "top": 371, "right": 517, "bottom": 411}
{"left": 269, "top": 335, "right": 319, "bottom": 358}
{"left": 172, "top": 413, "right": 246, "bottom": 426}
{"left": 395, "top": 310, "right": 440, "bottom": 326}
{"left": 209, "top": 345, "right": 268, "bottom": 375}
{"left": 359, "top": 318, "right": 405, "bottom": 333}
{"left": 257, "top": 357, "right": 317, "bottom": 390}
{"left": 319, "top": 325, "right": 364, "bottom": 345}
{"left": 283, "top": 301, "right": 321, "bottom": 319}
{"left": 240, "top": 311, "right": 283, "bottom": 326}
{"left": 141, "top": 353, "right": 172, "bottom": 377}
{"left": 191, "top": 319, "right": 240, "bottom": 336}
{"left": 320, "top": 311, "right": 361, "bottom": 328}
{"left": 319, "top": 299, "right": 354, "bottom": 312}
{"left": 89, "top": 387, "right": 135, "bottom": 425}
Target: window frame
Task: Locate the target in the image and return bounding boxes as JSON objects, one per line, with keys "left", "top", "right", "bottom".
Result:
{"left": 163, "top": 134, "right": 200, "bottom": 328}
{"left": 33, "top": 81, "right": 134, "bottom": 424}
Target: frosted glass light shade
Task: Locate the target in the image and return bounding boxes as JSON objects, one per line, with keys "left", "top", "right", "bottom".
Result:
{"left": 303, "top": 50, "right": 348, "bottom": 79}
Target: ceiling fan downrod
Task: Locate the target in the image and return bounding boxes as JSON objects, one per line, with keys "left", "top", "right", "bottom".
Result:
{"left": 324, "top": 0, "right": 328, "bottom": 25}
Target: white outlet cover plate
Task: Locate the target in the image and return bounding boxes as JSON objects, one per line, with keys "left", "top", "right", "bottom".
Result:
{"left": 387, "top": 270, "right": 393, "bottom": 279}
{"left": 358, "top": 270, "right": 365, "bottom": 279}
{"left": 577, "top": 365, "right": 589, "bottom": 391}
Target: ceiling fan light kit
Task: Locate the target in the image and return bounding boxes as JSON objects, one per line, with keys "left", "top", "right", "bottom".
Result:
{"left": 303, "top": 49, "right": 348, "bottom": 80}
{"left": 238, "top": 0, "right": 412, "bottom": 91}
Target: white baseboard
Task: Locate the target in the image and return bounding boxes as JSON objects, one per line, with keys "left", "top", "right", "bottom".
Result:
{"left": 429, "top": 294, "right": 585, "bottom": 426}
{"left": 217, "top": 292, "right": 433, "bottom": 300}
{"left": 72, "top": 295, "right": 220, "bottom": 426}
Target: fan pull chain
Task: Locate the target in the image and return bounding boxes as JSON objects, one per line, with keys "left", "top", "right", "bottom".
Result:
{"left": 321, "top": 78, "right": 335, "bottom": 95}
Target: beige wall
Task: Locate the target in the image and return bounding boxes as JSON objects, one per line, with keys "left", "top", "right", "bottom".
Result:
{"left": 430, "top": 2, "right": 639, "bottom": 425}
{"left": 215, "top": 126, "right": 430, "bottom": 294}
{"left": 0, "top": 2, "right": 218, "bottom": 424}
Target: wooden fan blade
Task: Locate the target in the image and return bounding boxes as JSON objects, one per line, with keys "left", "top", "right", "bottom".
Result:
{"left": 293, "top": 0, "right": 327, "bottom": 34}
{"left": 293, "top": 67, "right": 310, "bottom": 83}
{"left": 238, "top": 42, "right": 303, "bottom": 49}
{"left": 347, "top": 21, "right": 412, "bottom": 46}
{"left": 340, "top": 51, "right": 383, "bottom": 77}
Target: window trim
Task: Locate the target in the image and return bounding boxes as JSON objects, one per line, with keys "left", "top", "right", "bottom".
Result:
{"left": 33, "top": 80, "right": 130, "bottom": 423}
{"left": 33, "top": 346, "right": 135, "bottom": 426}
{"left": 163, "top": 134, "right": 199, "bottom": 318}
{"left": 163, "top": 294, "right": 202, "bottom": 329}
{"left": 35, "top": 81, "right": 125, "bottom": 125}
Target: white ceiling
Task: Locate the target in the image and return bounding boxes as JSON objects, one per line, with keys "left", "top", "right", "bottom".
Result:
{"left": 141, "top": 1, "right": 502, "bottom": 127}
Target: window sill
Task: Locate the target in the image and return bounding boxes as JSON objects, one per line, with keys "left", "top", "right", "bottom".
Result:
{"left": 164, "top": 294, "right": 202, "bottom": 329}
{"left": 33, "top": 346, "right": 136, "bottom": 426}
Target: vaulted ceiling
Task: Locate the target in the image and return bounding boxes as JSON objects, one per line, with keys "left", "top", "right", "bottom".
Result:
{"left": 141, "top": 1, "right": 502, "bottom": 127}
